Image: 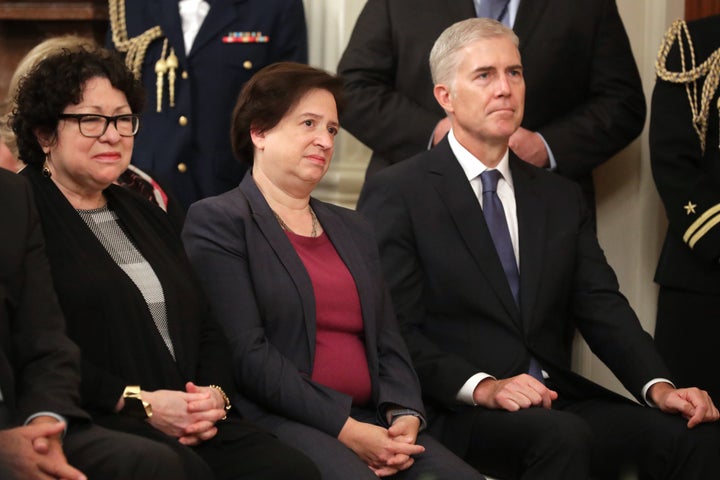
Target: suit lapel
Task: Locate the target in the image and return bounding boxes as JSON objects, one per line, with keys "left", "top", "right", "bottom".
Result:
{"left": 512, "top": 159, "right": 547, "bottom": 333}
{"left": 240, "top": 175, "right": 317, "bottom": 357}
{"left": 513, "top": 0, "right": 549, "bottom": 49}
{"left": 428, "top": 142, "right": 521, "bottom": 326}
{"left": 190, "top": 0, "right": 245, "bottom": 56}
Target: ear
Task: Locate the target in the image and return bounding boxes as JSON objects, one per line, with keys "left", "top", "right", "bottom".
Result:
{"left": 33, "top": 128, "right": 54, "bottom": 153}
{"left": 434, "top": 84, "right": 454, "bottom": 114}
{"left": 249, "top": 127, "right": 266, "bottom": 151}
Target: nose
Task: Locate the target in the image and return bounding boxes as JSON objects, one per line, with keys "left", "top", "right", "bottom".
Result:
{"left": 99, "top": 120, "right": 122, "bottom": 142}
{"left": 495, "top": 74, "right": 511, "bottom": 96}
{"left": 315, "top": 129, "right": 334, "bottom": 150}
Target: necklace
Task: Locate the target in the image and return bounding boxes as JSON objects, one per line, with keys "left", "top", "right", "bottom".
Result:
{"left": 273, "top": 206, "right": 319, "bottom": 238}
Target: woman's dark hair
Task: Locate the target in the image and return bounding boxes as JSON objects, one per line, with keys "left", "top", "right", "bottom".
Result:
{"left": 230, "top": 62, "right": 344, "bottom": 166}
{"left": 12, "top": 46, "right": 145, "bottom": 166}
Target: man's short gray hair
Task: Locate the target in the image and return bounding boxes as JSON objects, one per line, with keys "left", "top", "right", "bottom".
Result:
{"left": 429, "top": 18, "right": 519, "bottom": 87}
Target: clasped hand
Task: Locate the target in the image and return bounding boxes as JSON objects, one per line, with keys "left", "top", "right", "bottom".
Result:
{"left": 473, "top": 374, "right": 558, "bottom": 411}
{"left": 0, "top": 418, "right": 86, "bottom": 480}
{"left": 338, "top": 416, "right": 424, "bottom": 477}
{"left": 143, "top": 381, "right": 227, "bottom": 445}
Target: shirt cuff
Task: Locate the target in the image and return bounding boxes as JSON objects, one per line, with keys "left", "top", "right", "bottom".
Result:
{"left": 536, "top": 133, "right": 557, "bottom": 170}
{"left": 642, "top": 378, "right": 676, "bottom": 407}
{"left": 456, "top": 372, "right": 496, "bottom": 406}
{"left": 25, "top": 412, "right": 68, "bottom": 438}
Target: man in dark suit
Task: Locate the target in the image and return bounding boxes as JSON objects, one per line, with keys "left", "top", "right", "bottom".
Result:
{"left": 0, "top": 169, "right": 188, "bottom": 479}
{"left": 108, "top": 0, "right": 307, "bottom": 209}
{"left": 357, "top": 18, "right": 720, "bottom": 479}
{"left": 339, "top": 0, "right": 645, "bottom": 209}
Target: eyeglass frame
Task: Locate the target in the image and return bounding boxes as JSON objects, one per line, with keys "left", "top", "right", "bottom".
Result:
{"left": 57, "top": 113, "right": 141, "bottom": 138}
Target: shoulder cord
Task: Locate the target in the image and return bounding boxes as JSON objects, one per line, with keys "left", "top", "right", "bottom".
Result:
{"left": 656, "top": 19, "right": 720, "bottom": 153}
{"left": 108, "top": 0, "right": 176, "bottom": 111}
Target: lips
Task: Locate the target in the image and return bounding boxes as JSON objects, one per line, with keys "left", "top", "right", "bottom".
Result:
{"left": 305, "top": 154, "right": 327, "bottom": 164}
{"left": 489, "top": 107, "right": 515, "bottom": 115}
{"left": 94, "top": 152, "right": 123, "bottom": 162}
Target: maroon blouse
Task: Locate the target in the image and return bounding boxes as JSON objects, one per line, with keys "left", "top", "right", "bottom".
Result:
{"left": 286, "top": 230, "right": 372, "bottom": 406}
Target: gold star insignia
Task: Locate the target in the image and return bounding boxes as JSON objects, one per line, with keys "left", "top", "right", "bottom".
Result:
{"left": 684, "top": 201, "right": 697, "bottom": 215}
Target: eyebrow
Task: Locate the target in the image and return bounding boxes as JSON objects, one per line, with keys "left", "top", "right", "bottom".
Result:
{"left": 69, "top": 105, "right": 132, "bottom": 114}
{"left": 300, "top": 112, "right": 340, "bottom": 129}
{"left": 472, "top": 64, "right": 523, "bottom": 73}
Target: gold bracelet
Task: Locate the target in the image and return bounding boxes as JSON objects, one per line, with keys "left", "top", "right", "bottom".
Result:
{"left": 209, "top": 385, "right": 231, "bottom": 419}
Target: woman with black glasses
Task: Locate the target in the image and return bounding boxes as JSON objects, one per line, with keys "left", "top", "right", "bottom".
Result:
{"left": 12, "top": 46, "right": 320, "bottom": 480}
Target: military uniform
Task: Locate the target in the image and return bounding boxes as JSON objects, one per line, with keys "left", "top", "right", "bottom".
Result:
{"left": 650, "top": 14, "right": 720, "bottom": 401}
{"left": 109, "top": 0, "right": 307, "bottom": 209}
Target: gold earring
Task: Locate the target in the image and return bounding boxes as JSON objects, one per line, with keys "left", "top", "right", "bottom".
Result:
{"left": 41, "top": 157, "right": 51, "bottom": 178}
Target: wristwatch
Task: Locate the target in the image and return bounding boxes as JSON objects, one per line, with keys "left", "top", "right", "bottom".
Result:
{"left": 121, "top": 385, "right": 153, "bottom": 419}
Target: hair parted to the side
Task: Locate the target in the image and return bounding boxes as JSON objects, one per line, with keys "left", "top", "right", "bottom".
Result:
{"left": 230, "top": 61, "right": 344, "bottom": 166}
{"left": 12, "top": 46, "right": 145, "bottom": 167}
{"left": 429, "top": 18, "right": 519, "bottom": 88}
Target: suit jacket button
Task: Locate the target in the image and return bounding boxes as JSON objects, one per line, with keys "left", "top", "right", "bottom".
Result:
{"left": 178, "top": 115, "right": 188, "bottom": 126}
{"left": 177, "top": 163, "right": 188, "bottom": 173}
{"left": 181, "top": 71, "right": 189, "bottom": 79}
{"left": 243, "top": 60, "right": 253, "bottom": 70}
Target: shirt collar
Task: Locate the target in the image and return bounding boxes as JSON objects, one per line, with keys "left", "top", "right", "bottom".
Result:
{"left": 448, "top": 129, "right": 514, "bottom": 191}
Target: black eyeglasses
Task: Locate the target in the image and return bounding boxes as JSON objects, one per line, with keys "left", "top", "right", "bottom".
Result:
{"left": 58, "top": 113, "right": 140, "bottom": 138}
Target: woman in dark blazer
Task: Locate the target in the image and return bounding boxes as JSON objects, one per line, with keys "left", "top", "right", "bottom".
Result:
{"left": 183, "top": 62, "right": 483, "bottom": 479}
{"left": 12, "top": 47, "right": 319, "bottom": 480}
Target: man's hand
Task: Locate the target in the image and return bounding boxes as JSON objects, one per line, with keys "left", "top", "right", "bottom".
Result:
{"left": 473, "top": 374, "right": 558, "bottom": 411}
{"left": 0, "top": 422, "right": 86, "bottom": 480}
{"left": 649, "top": 382, "right": 720, "bottom": 428}
{"left": 338, "top": 417, "right": 425, "bottom": 477}
{"left": 509, "top": 127, "right": 550, "bottom": 167}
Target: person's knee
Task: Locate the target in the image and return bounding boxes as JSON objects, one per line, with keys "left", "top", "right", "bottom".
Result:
{"left": 120, "top": 439, "right": 188, "bottom": 480}
{"left": 531, "top": 413, "right": 592, "bottom": 460}
{"left": 258, "top": 446, "right": 321, "bottom": 480}
{"left": 669, "top": 420, "right": 720, "bottom": 461}
{"left": 636, "top": 416, "right": 720, "bottom": 478}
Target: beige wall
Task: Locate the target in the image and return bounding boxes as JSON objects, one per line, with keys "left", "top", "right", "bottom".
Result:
{"left": 304, "top": 0, "right": 686, "bottom": 397}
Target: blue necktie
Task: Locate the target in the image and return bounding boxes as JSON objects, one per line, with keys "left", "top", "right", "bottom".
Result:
{"left": 480, "top": 170, "right": 519, "bottom": 304}
{"left": 480, "top": 170, "right": 544, "bottom": 382}
{"left": 475, "top": 0, "right": 510, "bottom": 25}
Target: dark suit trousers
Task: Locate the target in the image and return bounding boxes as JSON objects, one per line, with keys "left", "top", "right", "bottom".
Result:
{"left": 655, "top": 287, "right": 720, "bottom": 403}
{"left": 459, "top": 396, "right": 720, "bottom": 480}
{"left": 268, "top": 407, "right": 484, "bottom": 480}
{"left": 94, "top": 412, "right": 320, "bottom": 480}
{"left": 64, "top": 423, "right": 189, "bottom": 480}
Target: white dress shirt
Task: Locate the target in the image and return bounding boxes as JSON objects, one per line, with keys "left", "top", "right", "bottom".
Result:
{"left": 178, "top": 0, "right": 211, "bottom": 53}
